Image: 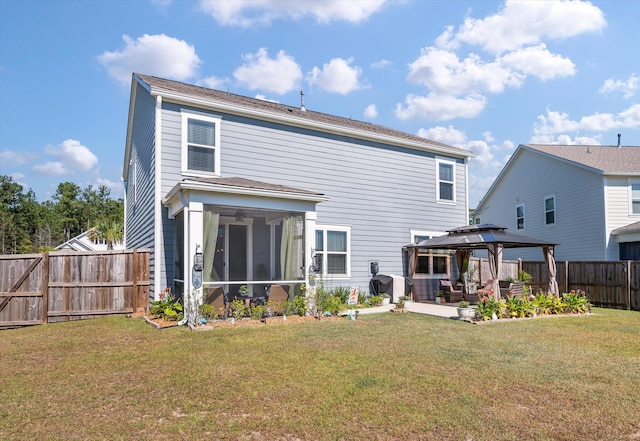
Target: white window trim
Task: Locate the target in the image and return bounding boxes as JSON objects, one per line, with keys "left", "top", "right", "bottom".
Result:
{"left": 181, "top": 111, "right": 222, "bottom": 177}
{"left": 315, "top": 224, "right": 351, "bottom": 279}
{"left": 629, "top": 179, "right": 640, "bottom": 216}
{"left": 516, "top": 203, "right": 525, "bottom": 230}
{"left": 436, "top": 159, "right": 456, "bottom": 204}
{"left": 410, "top": 229, "right": 450, "bottom": 278}
{"left": 544, "top": 194, "right": 556, "bottom": 225}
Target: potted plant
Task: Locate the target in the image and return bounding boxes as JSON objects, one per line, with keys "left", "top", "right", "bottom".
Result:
{"left": 456, "top": 300, "right": 474, "bottom": 320}
{"left": 435, "top": 290, "right": 447, "bottom": 304}
{"left": 380, "top": 293, "right": 391, "bottom": 305}
{"left": 399, "top": 295, "right": 411, "bottom": 305}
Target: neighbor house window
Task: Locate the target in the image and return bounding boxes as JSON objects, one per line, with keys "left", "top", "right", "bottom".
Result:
{"left": 544, "top": 195, "right": 556, "bottom": 225}
{"left": 631, "top": 182, "right": 640, "bottom": 215}
{"left": 437, "top": 160, "right": 455, "bottom": 202}
{"left": 315, "top": 225, "right": 350, "bottom": 277}
{"left": 516, "top": 204, "right": 525, "bottom": 230}
{"left": 181, "top": 112, "right": 221, "bottom": 176}
{"left": 411, "top": 231, "right": 449, "bottom": 276}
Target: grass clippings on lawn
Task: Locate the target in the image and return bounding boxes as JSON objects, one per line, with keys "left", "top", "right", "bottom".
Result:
{"left": 1, "top": 308, "right": 639, "bottom": 440}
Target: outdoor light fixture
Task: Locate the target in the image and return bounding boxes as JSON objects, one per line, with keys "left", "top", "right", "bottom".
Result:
{"left": 193, "top": 244, "right": 203, "bottom": 289}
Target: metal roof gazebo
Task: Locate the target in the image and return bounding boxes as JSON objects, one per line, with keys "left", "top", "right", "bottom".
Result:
{"left": 404, "top": 224, "right": 559, "bottom": 299}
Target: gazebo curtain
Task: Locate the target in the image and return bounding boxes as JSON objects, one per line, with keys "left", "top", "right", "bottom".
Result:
{"left": 487, "top": 243, "right": 502, "bottom": 300}
{"left": 455, "top": 250, "right": 471, "bottom": 284}
{"left": 543, "top": 245, "right": 559, "bottom": 296}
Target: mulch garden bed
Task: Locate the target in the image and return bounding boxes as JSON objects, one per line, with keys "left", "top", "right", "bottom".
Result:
{"left": 139, "top": 314, "right": 345, "bottom": 331}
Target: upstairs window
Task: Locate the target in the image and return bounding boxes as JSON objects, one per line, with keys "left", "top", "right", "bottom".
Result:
{"left": 516, "top": 204, "right": 525, "bottom": 230}
{"left": 631, "top": 183, "right": 640, "bottom": 215}
{"left": 437, "top": 160, "right": 455, "bottom": 202}
{"left": 544, "top": 195, "right": 556, "bottom": 225}
{"left": 181, "top": 112, "right": 221, "bottom": 176}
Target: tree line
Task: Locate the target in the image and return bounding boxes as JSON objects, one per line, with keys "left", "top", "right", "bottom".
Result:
{"left": 0, "top": 175, "right": 124, "bottom": 254}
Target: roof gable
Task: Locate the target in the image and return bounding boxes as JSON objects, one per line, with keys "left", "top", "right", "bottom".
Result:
{"left": 476, "top": 143, "right": 640, "bottom": 210}
{"left": 522, "top": 144, "right": 640, "bottom": 175}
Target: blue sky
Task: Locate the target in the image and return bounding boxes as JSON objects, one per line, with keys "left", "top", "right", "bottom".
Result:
{"left": 1, "top": 0, "right": 638, "bottom": 207}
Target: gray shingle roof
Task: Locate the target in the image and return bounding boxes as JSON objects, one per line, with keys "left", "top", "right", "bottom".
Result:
{"left": 523, "top": 144, "right": 640, "bottom": 174}
{"left": 612, "top": 220, "right": 640, "bottom": 234}
{"left": 184, "top": 176, "right": 323, "bottom": 196}
{"left": 135, "top": 73, "right": 470, "bottom": 157}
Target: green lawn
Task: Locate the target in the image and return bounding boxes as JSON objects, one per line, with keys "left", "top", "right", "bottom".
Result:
{"left": 1, "top": 309, "right": 639, "bottom": 441}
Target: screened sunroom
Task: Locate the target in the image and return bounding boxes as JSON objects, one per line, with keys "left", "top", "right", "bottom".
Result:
{"left": 163, "top": 177, "right": 327, "bottom": 304}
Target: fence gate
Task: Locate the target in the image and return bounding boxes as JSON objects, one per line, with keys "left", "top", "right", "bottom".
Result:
{"left": 0, "top": 249, "right": 150, "bottom": 329}
{"left": 0, "top": 254, "right": 45, "bottom": 328}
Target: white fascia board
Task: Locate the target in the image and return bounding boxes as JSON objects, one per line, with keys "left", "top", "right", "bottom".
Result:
{"left": 149, "top": 88, "right": 472, "bottom": 160}
{"left": 163, "top": 180, "right": 329, "bottom": 207}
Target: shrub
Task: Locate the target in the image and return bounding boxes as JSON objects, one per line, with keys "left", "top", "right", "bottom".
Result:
{"left": 229, "top": 299, "right": 247, "bottom": 320}
{"left": 249, "top": 305, "right": 267, "bottom": 321}
{"left": 562, "top": 290, "right": 592, "bottom": 313}
{"left": 149, "top": 288, "right": 183, "bottom": 321}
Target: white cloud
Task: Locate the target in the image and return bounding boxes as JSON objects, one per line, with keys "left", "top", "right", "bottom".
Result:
{"left": 199, "top": 0, "right": 387, "bottom": 27}
{"left": 197, "top": 76, "right": 228, "bottom": 90}
{"left": 254, "top": 94, "right": 279, "bottom": 103}
{"left": 599, "top": 73, "right": 639, "bottom": 99}
{"left": 534, "top": 104, "right": 640, "bottom": 135}
{"left": 407, "top": 47, "right": 524, "bottom": 95}
{"left": 417, "top": 125, "right": 467, "bottom": 145}
{"left": 395, "top": 93, "right": 487, "bottom": 121}
{"left": 416, "top": 125, "right": 513, "bottom": 170}
{"left": 401, "top": 42, "right": 577, "bottom": 121}
{"left": 469, "top": 173, "right": 499, "bottom": 207}
{"left": 529, "top": 134, "right": 602, "bottom": 145}
{"left": 499, "top": 44, "right": 575, "bottom": 80}
{"left": 364, "top": 104, "right": 377, "bottom": 119}
{"left": 98, "top": 34, "right": 201, "bottom": 85}
{"left": 36, "top": 139, "right": 98, "bottom": 176}
{"left": 234, "top": 48, "right": 302, "bottom": 95}
{"left": 0, "top": 150, "right": 38, "bottom": 166}
{"left": 307, "top": 57, "right": 365, "bottom": 95}
{"left": 437, "top": 0, "right": 605, "bottom": 54}
{"left": 370, "top": 59, "right": 391, "bottom": 69}
{"left": 33, "top": 162, "right": 66, "bottom": 176}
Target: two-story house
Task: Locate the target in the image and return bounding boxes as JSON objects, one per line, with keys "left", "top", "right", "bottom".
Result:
{"left": 122, "top": 74, "right": 472, "bottom": 304}
{"left": 474, "top": 143, "right": 640, "bottom": 261}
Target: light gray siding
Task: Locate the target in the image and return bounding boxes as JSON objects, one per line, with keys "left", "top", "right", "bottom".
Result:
{"left": 158, "top": 103, "right": 468, "bottom": 290}
{"left": 604, "top": 177, "right": 640, "bottom": 260}
{"left": 478, "top": 148, "right": 606, "bottom": 261}
{"left": 125, "top": 84, "right": 157, "bottom": 294}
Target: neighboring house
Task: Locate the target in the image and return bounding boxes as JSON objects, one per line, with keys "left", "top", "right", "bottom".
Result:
{"left": 474, "top": 144, "right": 640, "bottom": 261}
{"left": 55, "top": 228, "right": 125, "bottom": 251}
{"left": 122, "top": 73, "right": 472, "bottom": 302}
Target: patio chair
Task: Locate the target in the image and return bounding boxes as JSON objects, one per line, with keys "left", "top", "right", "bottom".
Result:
{"left": 502, "top": 281, "right": 524, "bottom": 298}
{"left": 204, "top": 286, "right": 227, "bottom": 318}
{"left": 439, "top": 279, "right": 463, "bottom": 302}
{"left": 267, "top": 284, "right": 290, "bottom": 314}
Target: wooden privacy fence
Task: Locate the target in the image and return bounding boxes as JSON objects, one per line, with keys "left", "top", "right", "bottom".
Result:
{"left": 469, "top": 258, "right": 639, "bottom": 310}
{"left": 522, "top": 260, "right": 640, "bottom": 311}
{"left": 0, "top": 249, "right": 150, "bottom": 329}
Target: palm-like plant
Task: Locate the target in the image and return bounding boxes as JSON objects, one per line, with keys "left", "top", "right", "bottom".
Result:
{"left": 90, "top": 220, "right": 124, "bottom": 250}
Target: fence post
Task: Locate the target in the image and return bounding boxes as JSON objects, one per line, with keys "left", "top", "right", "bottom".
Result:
{"left": 627, "top": 260, "right": 631, "bottom": 311}
{"left": 42, "top": 252, "right": 49, "bottom": 324}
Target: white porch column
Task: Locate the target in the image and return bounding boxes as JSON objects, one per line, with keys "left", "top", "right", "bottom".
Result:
{"left": 185, "top": 202, "right": 204, "bottom": 325}
{"left": 305, "top": 211, "right": 317, "bottom": 301}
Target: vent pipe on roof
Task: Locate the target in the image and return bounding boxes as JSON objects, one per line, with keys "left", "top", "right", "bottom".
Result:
{"left": 300, "top": 91, "right": 306, "bottom": 112}
{"left": 617, "top": 133, "right": 621, "bottom": 148}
